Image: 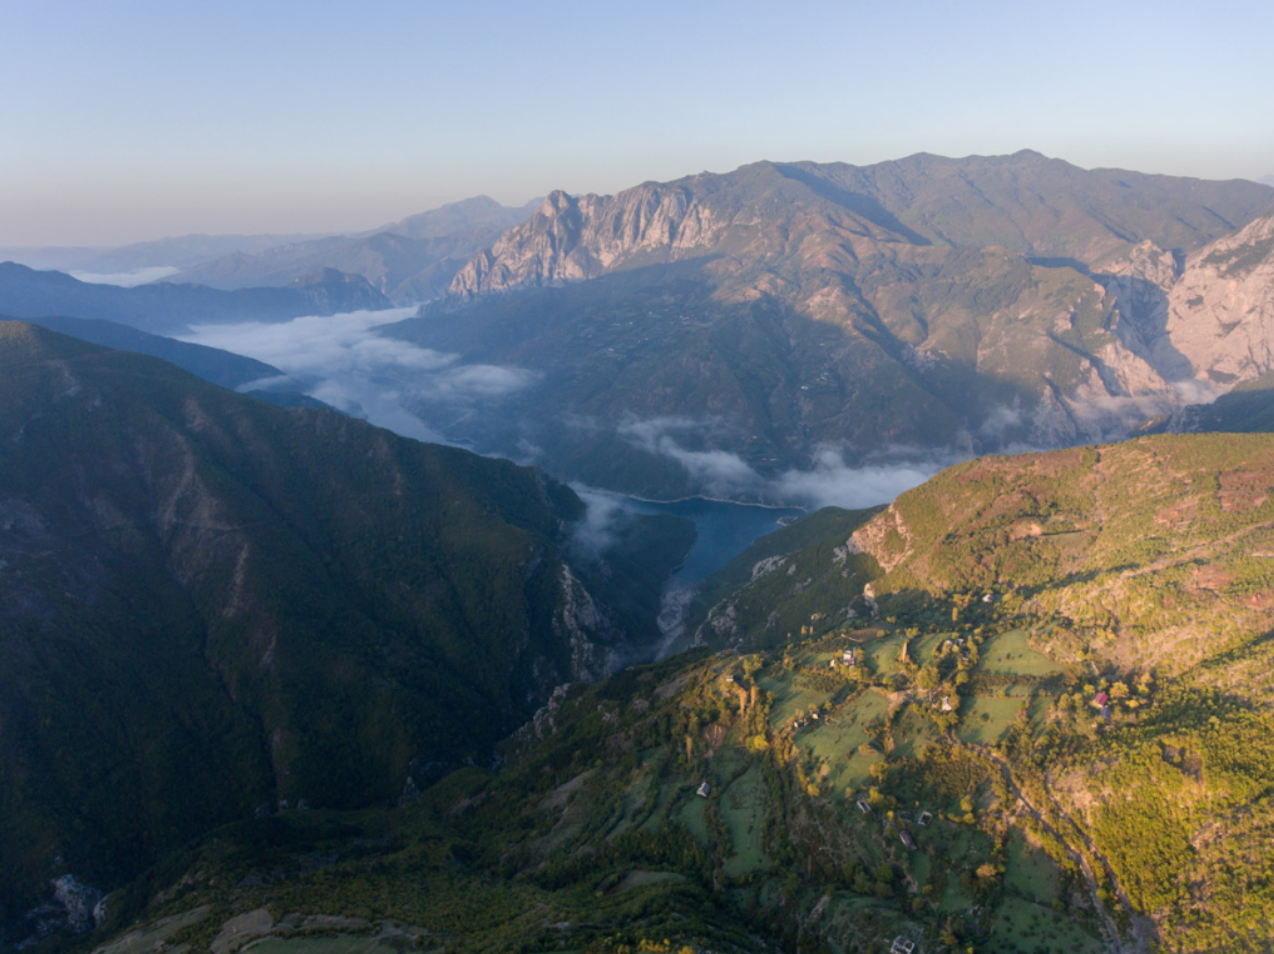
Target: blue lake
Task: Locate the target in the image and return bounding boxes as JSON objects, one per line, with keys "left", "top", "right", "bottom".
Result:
{"left": 620, "top": 496, "right": 804, "bottom": 584}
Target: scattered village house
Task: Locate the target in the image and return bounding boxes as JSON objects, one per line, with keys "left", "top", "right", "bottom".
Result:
{"left": 696, "top": 782, "right": 711, "bottom": 798}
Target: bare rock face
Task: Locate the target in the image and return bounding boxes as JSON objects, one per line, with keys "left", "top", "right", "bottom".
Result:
{"left": 446, "top": 170, "right": 901, "bottom": 302}
{"left": 1096, "top": 218, "right": 1274, "bottom": 396}
{"left": 449, "top": 185, "right": 721, "bottom": 297}
{"left": 1160, "top": 214, "right": 1274, "bottom": 386}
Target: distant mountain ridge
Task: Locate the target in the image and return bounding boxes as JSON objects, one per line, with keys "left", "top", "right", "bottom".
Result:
{"left": 0, "top": 262, "right": 390, "bottom": 335}
{"left": 447, "top": 151, "right": 1273, "bottom": 301}
{"left": 0, "top": 233, "right": 328, "bottom": 273}
{"left": 384, "top": 152, "right": 1274, "bottom": 498}
{"left": 168, "top": 196, "right": 542, "bottom": 304}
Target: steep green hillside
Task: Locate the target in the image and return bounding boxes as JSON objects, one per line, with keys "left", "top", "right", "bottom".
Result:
{"left": 64, "top": 434, "right": 1274, "bottom": 954}
{"left": 679, "top": 506, "right": 883, "bottom": 652}
{"left": 14, "top": 313, "right": 293, "bottom": 390}
{"left": 0, "top": 322, "right": 690, "bottom": 944}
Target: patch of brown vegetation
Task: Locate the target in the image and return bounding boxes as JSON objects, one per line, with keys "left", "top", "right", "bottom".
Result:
{"left": 537, "top": 770, "right": 592, "bottom": 812}
{"left": 1008, "top": 520, "right": 1044, "bottom": 541}
{"left": 1190, "top": 564, "right": 1234, "bottom": 591}
{"left": 1219, "top": 491, "right": 1268, "bottom": 512}
{"left": 1244, "top": 591, "right": 1274, "bottom": 610}
{"left": 654, "top": 671, "right": 693, "bottom": 701}
{"left": 1030, "top": 448, "right": 1085, "bottom": 478}
{"left": 1218, "top": 470, "right": 1274, "bottom": 511}
{"left": 702, "top": 722, "right": 727, "bottom": 754}
{"left": 1154, "top": 496, "right": 1200, "bottom": 527}
{"left": 448, "top": 791, "right": 488, "bottom": 816}
{"left": 982, "top": 491, "right": 1032, "bottom": 524}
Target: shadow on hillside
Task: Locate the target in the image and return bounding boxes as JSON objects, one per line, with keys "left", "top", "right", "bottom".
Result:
{"left": 382, "top": 260, "right": 1106, "bottom": 498}
{"left": 1182, "top": 384, "right": 1274, "bottom": 433}
{"left": 773, "top": 163, "right": 933, "bottom": 246}
{"left": 1030, "top": 256, "right": 1196, "bottom": 383}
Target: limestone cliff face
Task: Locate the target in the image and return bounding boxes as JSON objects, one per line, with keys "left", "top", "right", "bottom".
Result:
{"left": 1099, "top": 217, "right": 1274, "bottom": 391}
{"left": 450, "top": 185, "right": 725, "bottom": 297}
{"left": 1160, "top": 213, "right": 1274, "bottom": 386}
{"left": 446, "top": 167, "right": 907, "bottom": 302}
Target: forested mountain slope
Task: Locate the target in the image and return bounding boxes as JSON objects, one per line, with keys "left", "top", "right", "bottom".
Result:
{"left": 0, "top": 322, "right": 690, "bottom": 944}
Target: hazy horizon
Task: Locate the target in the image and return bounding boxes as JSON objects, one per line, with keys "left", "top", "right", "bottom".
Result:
{"left": 3, "top": 0, "right": 1272, "bottom": 247}
{"left": 5, "top": 151, "right": 1274, "bottom": 254}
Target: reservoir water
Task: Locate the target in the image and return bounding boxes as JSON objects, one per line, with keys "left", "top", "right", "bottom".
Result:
{"left": 583, "top": 492, "right": 804, "bottom": 656}
{"left": 620, "top": 496, "right": 804, "bottom": 585}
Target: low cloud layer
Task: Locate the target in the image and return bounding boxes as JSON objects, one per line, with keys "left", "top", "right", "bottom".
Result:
{"left": 70, "top": 266, "right": 181, "bottom": 287}
{"left": 617, "top": 416, "right": 951, "bottom": 510}
{"left": 618, "top": 417, "right": 760, "bottom": 496}
{"left": 771, "top": 448, "right": 948, "bottom": 510}
{"left": 569, "top": 486, "right": 629, "bottom": 557}
{"left": 181, "top": 307, "right": 535, "bottom": 440}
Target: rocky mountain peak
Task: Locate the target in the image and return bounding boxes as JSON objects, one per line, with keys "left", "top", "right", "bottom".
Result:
{"left": 448, "top": 180, "right": 721, "bottom": 299}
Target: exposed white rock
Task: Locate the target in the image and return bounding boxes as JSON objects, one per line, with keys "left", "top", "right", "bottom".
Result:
{"left": 553, "top": 563, "right": 619, "bottom": 682}
{"left": 750, "top": 555, "right": 787, "bottom": 581}
{"left": 1159, "top": 213, "right": 1274, "bottom": 386}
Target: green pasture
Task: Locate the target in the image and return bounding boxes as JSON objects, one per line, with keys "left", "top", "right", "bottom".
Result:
{"left": 720, "top": 763, "right": 769, "bottom": 876}
{"left": 987, "top": 895, "right": 1104, "bottom": 954}
{"left": 980, "top": 629, "right": 1064, "bottom": 676}
{"left": 1005, "top": 830, "right": 1062, "bottom": 905}
{"left": 957, "top": 697, "right": 1024, "bottom": 744}
{"left": 763, "top": 676, "right": 834, "bottom": 728}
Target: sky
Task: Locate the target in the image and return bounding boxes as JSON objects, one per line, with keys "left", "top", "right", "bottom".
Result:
{"left": 2, "top": 0, "right": 1272, "bottom": 246}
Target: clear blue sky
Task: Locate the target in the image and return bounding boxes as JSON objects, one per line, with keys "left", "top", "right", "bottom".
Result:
{"left": 2, "top": 0, "right": 1271, "bottom": 246}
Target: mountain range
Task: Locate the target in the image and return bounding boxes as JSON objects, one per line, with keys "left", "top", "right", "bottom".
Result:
{"left": 0, "top": 234, "right": 328, "bottom": 275}
{"left": 384, "top": 152, "right": 1274, "bottom": 499}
